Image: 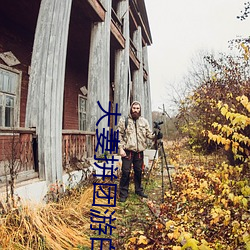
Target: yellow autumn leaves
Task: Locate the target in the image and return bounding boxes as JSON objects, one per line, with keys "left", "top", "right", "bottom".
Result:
{"left": 207, "top": 95, "right": 250, "bottom": 161}
{"left": 127, "top": 230, "right": 150, "bottom": 249}
{"left": 240, "top": 42, "right": 250, "bottom": 61}
{"left": 162, "top": 162, "right": 249, "bottom": 249}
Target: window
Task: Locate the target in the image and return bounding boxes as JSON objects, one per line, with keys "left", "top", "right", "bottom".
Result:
{"left": 0, "top": 66, "right": 20, "bottom": 127}
{"left": 78, "top": 95, "right": 87, "bottom": 131}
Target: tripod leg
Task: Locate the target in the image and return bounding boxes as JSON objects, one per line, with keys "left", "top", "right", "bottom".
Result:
{"left": 144, "top": 148, "right": 158, "bottom": 192}
{"left": 160, "top": 146, "right": 164, "bottom": 203}
{"left": 161, "top": 142, "right": 173, "bottom": 190}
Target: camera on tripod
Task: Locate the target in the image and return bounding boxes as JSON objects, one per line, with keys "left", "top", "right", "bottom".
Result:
{"left": 153, "top": 121, "right": 163, "bottom": 140}
{"left": 153, "top": 121, "right": 163, "bottom": 130}
{"left": 145, "top": 119, "right": 173, "bottom": 198}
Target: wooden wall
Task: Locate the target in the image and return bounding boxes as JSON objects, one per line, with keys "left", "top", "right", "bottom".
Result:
{"left": 0, "top": 13, "right": 34, "bottom": 127}
{"left": 64, "top": 71, "right": 88, "bottom": 130}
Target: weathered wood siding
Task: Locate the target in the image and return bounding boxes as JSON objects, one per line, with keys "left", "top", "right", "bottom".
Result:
{"left": 63, "top": 78, "right": 86, "bottom": 130}
{"left": 0, "top": 14, "right": 34, "bottom": 127}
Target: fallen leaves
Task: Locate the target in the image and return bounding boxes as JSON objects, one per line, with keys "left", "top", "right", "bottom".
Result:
{"left": 156, "top": 161, "right": 250, "bottom": 249}
{"left": 116, "top": 142, "right": 249, "bottom": 249}
{"left": 127, "top": 231, "right": 149, "bottom": 249}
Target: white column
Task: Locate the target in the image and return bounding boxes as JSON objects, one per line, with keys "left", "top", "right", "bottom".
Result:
{"left": 25, "top": 0, "right": 72, "bottom": 183}
{"left": 86, "top": 0, "right": 112, "bottom": 135}
{"left": 114, "top": 0, "right": 130, "bottom": 117}
{"left": 142, "top": 45, "right": 153, "bottom": 126}
{"left": 132, "top": 26, "right": 144, "bottom": 116}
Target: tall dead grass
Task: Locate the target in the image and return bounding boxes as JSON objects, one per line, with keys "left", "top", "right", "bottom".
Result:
{"left": 0, "top": 186, "right": 95, "bottom": 249}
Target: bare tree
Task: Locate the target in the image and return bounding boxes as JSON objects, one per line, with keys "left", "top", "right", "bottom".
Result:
{"left": 4, "top": 129, "right": 21, "bottom": 208}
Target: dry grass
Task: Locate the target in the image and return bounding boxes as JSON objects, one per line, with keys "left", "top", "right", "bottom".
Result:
{"left": 0, "top": 186, "right": 96, "bottom": 249}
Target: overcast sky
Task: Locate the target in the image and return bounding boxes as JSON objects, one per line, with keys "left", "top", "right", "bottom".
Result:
{"left": 145, "top": 0, "right": 250, "bottom": 112}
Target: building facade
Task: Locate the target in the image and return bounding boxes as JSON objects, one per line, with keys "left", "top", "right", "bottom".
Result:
{"left": 0, "top": 0, "right": 153, "bottom": 188}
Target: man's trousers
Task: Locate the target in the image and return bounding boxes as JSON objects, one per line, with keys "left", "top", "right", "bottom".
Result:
{"left": 119, "top": 150, "right": 144, "bottom": 198}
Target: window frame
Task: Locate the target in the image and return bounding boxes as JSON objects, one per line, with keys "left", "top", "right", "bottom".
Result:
{"left": 78, "top": 95, "right": 87, "bottom": 131}
{"left": 0, "top": 64, "right": 22, "bottom": 129}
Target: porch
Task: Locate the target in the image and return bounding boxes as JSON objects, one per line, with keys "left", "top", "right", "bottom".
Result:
{"left": 0, "top": 128, "right": 96, "bottom": 189}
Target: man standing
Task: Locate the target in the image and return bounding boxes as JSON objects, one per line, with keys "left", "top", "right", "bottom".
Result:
{"left": 117, "top": 101, "right": 157, "bottom": 202}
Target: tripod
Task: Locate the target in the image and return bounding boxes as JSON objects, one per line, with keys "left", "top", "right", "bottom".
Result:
{"left": 144, "top": 133, "right": 173, "bottom": 203}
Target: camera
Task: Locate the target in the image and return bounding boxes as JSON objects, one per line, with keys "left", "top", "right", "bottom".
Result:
{"left": 153, "top": 121, "right": 163, "bottom": 130}
{"left": 153, "top": 121, "right": 163, "bottom": 141}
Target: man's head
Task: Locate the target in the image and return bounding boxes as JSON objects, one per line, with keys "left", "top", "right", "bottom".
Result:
{"left": 130, "top": 101, "right": 141, "bottom": 120}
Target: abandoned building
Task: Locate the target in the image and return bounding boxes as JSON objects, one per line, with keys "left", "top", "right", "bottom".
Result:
{"left": 0, "top": 0, "right": 153, "bottom": 199}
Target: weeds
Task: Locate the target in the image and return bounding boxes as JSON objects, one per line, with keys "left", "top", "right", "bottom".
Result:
{"left": 0, "top": 187, "right": 92, "bottom": 249}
